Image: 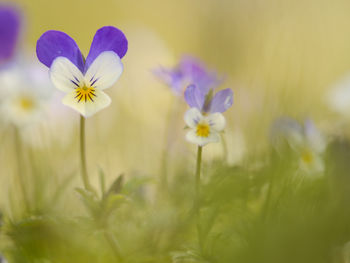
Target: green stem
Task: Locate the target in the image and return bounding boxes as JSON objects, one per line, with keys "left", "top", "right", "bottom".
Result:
{"left": 262, "top": 166, "right": 276, "bottom": 220}
{"left": 13, "top": 126, "right": 30, "bottom": 212}
{"left": 221, "top": 133, "right": 228, "bottom": 163}
{"left": 79, "top": 115, "right": 94, "bottom": 192}
{"left": 80, "top": 117, "right": 122, "bottom": 260}
{"left": 194, "top": 146, "right": 203, "bottom": 250}
{"left": 195, "top": 146, "right": 203, "bottom": 200}
{"left": 159, "top": 97, "right": 179, "bottom": 191}
{"left": 104, "top": 230, "right": 123, "bottom": 262}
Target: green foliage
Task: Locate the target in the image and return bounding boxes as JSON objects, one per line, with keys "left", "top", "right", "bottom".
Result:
{"left": 2, "top": 140, "right": 350, "bottom": 263}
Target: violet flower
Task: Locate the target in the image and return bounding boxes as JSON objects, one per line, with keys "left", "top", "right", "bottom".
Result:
{"left": 0, "top": 5, "right": 21, "bottom": 66}
{"left": 184, "top": 84, "right": 233, "bottom": 114}
{"left": 183, "top": 84, "right": 233, "bottom": 146}
{"left": 36, "top": 26, "right": 128, "bottom": 117}
{"left": 154, "top": 55, "right": 219, "bottom": 96}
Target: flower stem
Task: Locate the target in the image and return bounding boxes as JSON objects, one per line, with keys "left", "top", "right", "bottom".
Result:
{"left": 13, "top": 126, "right": 30, "bottom": 212}
{"left": 79, "top": 115, "right": 94, "bottom": 193}
{"left": 194, "top": 146, "right": 204, "bottom": 250}
{"left": 159, "top": 97, "right": 179, "bottom": 191}
{"left": 80, "top": 116, "right": 123, "bottom": 260}
{"left": 195, "top": 146, "right": 203, "bottom": 200}
{"left": 221, "top": 133, "right": 228, "bottom": 163}
{"left": 261, "top": 163, "right": 276, "bottom": 220}
{"left": 104, "top": 230, "right": 123, "bottom": 262}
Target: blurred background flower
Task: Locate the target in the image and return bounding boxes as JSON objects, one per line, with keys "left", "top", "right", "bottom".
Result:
{"left": 270, "top": 117, "right": 327, "bottom": 174}
{"left": 0, "top": 57, "right": 53, "bottom": 127}
{"left": 154, "top": 55, "right": 220, "bottom": 96}
{"left": 0, "top": 4, "right": 20, "bottom": 67}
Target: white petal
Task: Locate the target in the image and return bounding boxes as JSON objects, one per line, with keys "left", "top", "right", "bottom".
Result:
{"left": 184, "top": 107, "right": 203, "bottom": 128}
{"left": 62, "top": 89, "right": 111, "bottom": 118}
{"left": 205, "top": 112, "right": 226, "bottom": 132}
{"left": 186, "top": 129, "right": 220, "bottom": 146}
{"left": 49, "top": 57, "right": 84, "bottom": 93}
{"left": 84, "top": 51, "right": 123, "bottom": 90}
{"left": 299, "top": 152, "right": 325, "bottom": 174}
{"left": 304, "top": 120, "right": 326, "bottom": 154}
{"left": 327, "top": 75, "right": 350, "bottom": 116}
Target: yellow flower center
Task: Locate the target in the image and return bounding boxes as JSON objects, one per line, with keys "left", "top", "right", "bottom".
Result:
{"left": 196, "top": 122, "right": 210, "bottom": 137}
{"left": 75, "top": 86, "right": 96, "bottom": 103}
{"left": 301, "top": 149, "right": 313, "bottom": 164}
{"left": 19, "top": 97, "right": 35, "bottom": 110}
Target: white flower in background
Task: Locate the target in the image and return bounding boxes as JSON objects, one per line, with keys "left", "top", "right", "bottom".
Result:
{"left": 298, "top": 120, "right": 326, "bottom": 173}
{"left": 327, "top": 74, "right": 350, "bottom": 118}
{"left": 3, "top": 92, "right": 43, "bottom": 126}
{"left": 270, "top": 117, "right": 327, "bottom": 174}
{"left": 184, "top": 107, "right": 226, "bottom": 146}
{"left": 0, "top": 58, "right": 53, "bottom": 127}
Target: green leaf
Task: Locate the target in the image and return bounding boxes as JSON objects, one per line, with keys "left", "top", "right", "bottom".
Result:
{"left": 105, "top": 174, "right": 124, "bottom": 198}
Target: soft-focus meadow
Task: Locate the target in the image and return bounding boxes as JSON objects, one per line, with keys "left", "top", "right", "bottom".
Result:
{"left": 2, "top": 0, "right": 350, "bottom": 262}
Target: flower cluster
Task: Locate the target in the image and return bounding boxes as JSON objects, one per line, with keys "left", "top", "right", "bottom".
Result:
{"left": 36, "top": 26, "right": 128, "bottom": 117}
{"left": 155, "top": 55, "right": 233, "bottom": 147}
{"left": 35, "top": 26, "right": 235, "bottom": 148}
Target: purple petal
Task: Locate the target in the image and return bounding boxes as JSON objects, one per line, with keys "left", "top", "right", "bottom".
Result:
{"left": 153, "top": 67, "right": 184, "bottom": 95}
{"left": 184, "top": 84, "right": 205, "bottom": 110}
{"left": 180, "top": 55, "right": 219, "bottom": 94}
{"left": 0, "top": 5, "right": 21, "bottom": 64}
{"left": 153, "top": 67, "right": 175, "bottom": 86}
{"left": 209, "top": 88, "right": 233, "bottom": 113}
{"left": 36, "top": 30, "right": 84, "bottom": 72}
{"left": 85, "top": 26, "right": 128, "bottom": 71}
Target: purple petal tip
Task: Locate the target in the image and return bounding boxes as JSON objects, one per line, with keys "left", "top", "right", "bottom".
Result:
{"left": 36, "top": 30, "right": 84, "bottom": 71}
{"left": 85, "top": 26, "right": 128, "bottom": 71}
{"left": 209, "top": 88, "right": 233, "bottom": 113}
